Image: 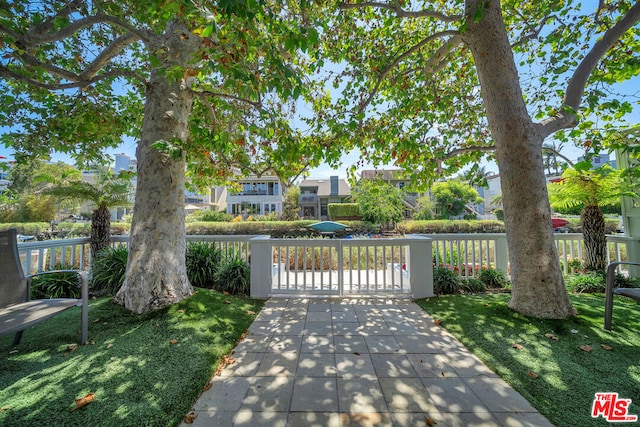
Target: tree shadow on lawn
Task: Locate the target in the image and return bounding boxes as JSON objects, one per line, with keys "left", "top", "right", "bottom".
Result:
{"left": 0, "top": 290, "right": 262, "bottom": 427}
{"left": 417, "top": 293, "right": 640, "bottom": 427}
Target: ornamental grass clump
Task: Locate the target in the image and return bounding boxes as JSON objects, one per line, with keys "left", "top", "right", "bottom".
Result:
{"left": 433, "top": 266, "right": 461, "bottom": 295}
{"left": 478, "top": 268, "right": 510, "bottom": 289}
{"left": 90, "top": 246, "right": 128, "bottom": 295}
{"left": 185, "top": 241, "right": 222, "bottom": 288}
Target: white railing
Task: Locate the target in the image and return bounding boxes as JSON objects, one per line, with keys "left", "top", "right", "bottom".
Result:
{"left": 250, "top": 235, "right": 433, "bottom": 298}
{"left": 18, "top": 237, "right": 92, "bottom": 274}
{"left": 16, "top": 233, "right": 639, "bottom": 298}
{"left": 427, "top": 233, "right": 637, "bottom": 277}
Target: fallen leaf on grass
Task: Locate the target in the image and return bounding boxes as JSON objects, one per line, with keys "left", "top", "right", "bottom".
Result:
{"left": 70, "top": 393, "right": 94, "bottom": 412}
{"left": 424, "top": 415, "right": 437, "bottom": 426}
{"left": 223, "top": 299, "right": 231, "bottom": 304}
{"left": 580, "top": 345, "right": 593, "bottom": 353}
{"left": 511, "top": 343, "right": 524, "bottom": 350}
{"left": 203, "top": 382, "right": 213, "bottom": 391}
{"left": 183, "top": 411, "right": 197, "bottom": 424}
{"left": 528, "top": 371, "right": 539, "bottom": 379}
{"left": 246, "top": 310, "right": 256, "bottom": 315}
{"left": 0, "top": 406, "right": 9, "bottom": 412}
{"left": 9, "top": 350, "right": 18, "bottom": 355}
{"left": 92, "top": 319, "right": 100, "bottom": 323}
{"left": 177, "top": 309, "right": 184, "bottom": 314}
{"left": 601, "top": 344, "right": 613, "bottom": 351}
{"left": 67, "top": 344, "right": 78, "bottom": 352}
{"left": 223, "top": 291, "right": 230, "bottom": 296}
{"left": 169, "top": 339, "right": 178, "bottom": 345}
{"left": 545, "top": 333, "right": 559, "bottom": 341}
{"left": 483, "top": 303, "right": 489, "bottom": 307}
{"left": 106, "top": 343, "right": 113, "bottom": 349}
{"left": 434, "top": 319, "right": 443, "bottom": 326}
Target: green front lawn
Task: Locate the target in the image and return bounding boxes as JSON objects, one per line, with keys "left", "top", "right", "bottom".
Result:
{"left": 416, "top": 293, "right": 640, "bottom": 427}
{"left": 0, "top": 290, "right": 264, "bottom": 427}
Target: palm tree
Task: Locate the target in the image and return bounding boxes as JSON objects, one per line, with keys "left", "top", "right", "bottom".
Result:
{"left": 549, "top": 164, "right": 635, "bottom": 271}
{"left": 45, "top": 168, "right": 133, "bottom": 259}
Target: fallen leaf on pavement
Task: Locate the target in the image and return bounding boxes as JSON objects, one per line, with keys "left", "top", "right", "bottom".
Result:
{"left": 580, "top": 345, "right": 593, "bottom": 353}
{"left": 545, "top": 333, "right": 559, "bottom": 341}
{"left": 511, "top": 343, "right": 523, "bottom": 350}
{"left": 183, "top": 411, "right": 197, "bottom": 423}
{"left": 434, "top": 319, "right": 443, "bottom": 326}
{"left": 70, "top": 393, "right": 94, "bottom": 412}
{"left": 353, "top": 352, "right": 360, "bottom": 356}
{"left": 425, "top": 415, "right": 437, "bottom": 426}
{"left": 601, "top": 344, "right": 613, "bottom": 351}
{"left": 203, "top": 382, "right": 213, "bottom": 391}
{"left": 528, "top": 371, "right": 539, "bottom": 379}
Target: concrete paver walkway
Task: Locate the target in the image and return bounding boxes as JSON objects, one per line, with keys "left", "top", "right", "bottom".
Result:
{"left": 182, "top": 297, "right": 554, "bottom": 427}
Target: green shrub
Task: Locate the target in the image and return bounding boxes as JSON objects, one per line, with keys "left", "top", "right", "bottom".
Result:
{"left": 91, "top": 246, "right": 128, "bottom": 295}
{"left": 186, "top": 241, "right": 222, "bottom": 288}
{"left": 478, "top": 268, "right": 509, "bottom": 289}
{"left": 328, "top": 203, "right": 362, "bottom": 220}
{"left": 30, "top": 265, "right": 82, "bottom": 299}
{"left": 188, "top": 210, "right": 233, "bottom": 222}
{"left": 460, "top": 277, "right": 487, "bottom": 293}
{"left": 565, "top": 272, "right": 605, "bottom": 293}
{"left": 215, "top": 253, "right": 250, "bottom": 295}
{"left": 614, "top": 273, "right": 640, "bottom": 288}
{"left": 433, "top": 267, "right": 461, "bottom": 295}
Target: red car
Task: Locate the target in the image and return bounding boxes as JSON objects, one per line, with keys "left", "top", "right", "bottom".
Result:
{"left": 551, "top": 218, "right": 569, "bottom": 229}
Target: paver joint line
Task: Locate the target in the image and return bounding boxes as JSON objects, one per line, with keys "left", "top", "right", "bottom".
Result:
{"left": 181, "top": 297, "right": 554, "bottom": 427}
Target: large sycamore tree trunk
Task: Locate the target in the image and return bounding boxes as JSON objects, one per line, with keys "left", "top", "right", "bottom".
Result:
{"left": 464, "top": 0, "right": 576, "bottom": 318}
{"left": 115, "top": 21, "right": 198, "bottom": 313}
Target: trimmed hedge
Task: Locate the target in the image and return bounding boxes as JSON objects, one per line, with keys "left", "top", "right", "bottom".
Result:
{"left": 399, "top": 220, "right": 505, "bottom": 234}
{"left": 328, "top": 203, "right": 362, "bottom": 220}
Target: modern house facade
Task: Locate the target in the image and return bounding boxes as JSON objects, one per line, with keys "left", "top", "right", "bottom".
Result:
{"left": 298, "top": 176, "right": 351, "bottom": 220}
{"left": 226, "top": 173, "right": 284, "bottom": 216}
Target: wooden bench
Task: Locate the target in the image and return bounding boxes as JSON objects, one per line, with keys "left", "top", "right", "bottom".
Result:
{"left": 604, "top": 261, "right": 640, "bottom": 330}
{"left": 0, "top": 229, "right": 88, "bottom": 345}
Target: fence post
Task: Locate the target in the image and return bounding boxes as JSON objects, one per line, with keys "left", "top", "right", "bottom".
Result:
{"left": 626, "top": 238, "right": 640, "bottom": 278}
{"left": 406, "top": 234, "right": 434, "bottom": 299}
{"left": 495, "top": 234, "right": 509, "bottom": 275}
{"left": 250, "top": 235, "right": 272, "bottom": 299}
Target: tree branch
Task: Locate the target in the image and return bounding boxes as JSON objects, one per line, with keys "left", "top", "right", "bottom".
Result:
{"left": 0, "top": 66, "right": 145, "bottom": 90}
{"left": 445, "top": 146, "right": 495, "bottom": 159}
{"left": 79, "top": 33, "right": 140, "bottom": 80}
{"left": 339, "top": 1, "right": 462, "bottom": 22}
{"left": 357, "top": 30, "right": 460, "bottom": 116}
{"left": 542, "top": 146, "right": 574, "bottom": 168}
{"left": 194, "top": 89, "right": 262, "bottom": 109}
{"left": 540, "top": 1, "right": 640, "bottom": 136}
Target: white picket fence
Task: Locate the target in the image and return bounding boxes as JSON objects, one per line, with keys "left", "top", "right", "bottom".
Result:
{"left": 16, "top": 233, "right": 639, "bottom": 298}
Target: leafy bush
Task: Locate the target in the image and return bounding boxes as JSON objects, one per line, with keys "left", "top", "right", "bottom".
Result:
{"left": 433, "top": 267, "right": 461, "bottom": 295}
{"left": 565, "top": 272, "right": 605, "bottom": 293}
{"left": 91, "top": 246, "right": 128, "bottom": 295}
{"left": 614, "top": 273, "right": 640, "bottom": 288}
{"left": 30, "top": 265, "right": 82, "bottom": 299}
{"left": 460, "top": 278, "right": 487, "bottom": 293}
{"left": 186, "top": 241, "right": 222, "bottom": 288}
{"left": 215, "top": 253, "right": 250, "bottom": 295}
{"left": 478, "top": 268, "right": 509, "bottom": 289}
{"left": 329, "top": 203, "right": 362, "bottom": 220}
{"left": 188, "top": 210, "right": 233, "bottom": 222}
